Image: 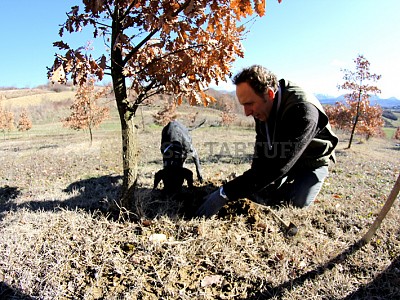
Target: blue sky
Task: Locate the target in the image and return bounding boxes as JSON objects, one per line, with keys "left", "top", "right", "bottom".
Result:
{"left": 0, "top": 0, "right": 399, "bottom": 98}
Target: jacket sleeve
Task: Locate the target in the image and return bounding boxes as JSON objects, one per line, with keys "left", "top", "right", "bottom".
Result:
{"left": 223, "top": 103, "right": 320, "bottom": 201}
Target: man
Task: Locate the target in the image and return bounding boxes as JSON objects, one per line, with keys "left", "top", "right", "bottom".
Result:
{"left": 197, "top": 65, "right": 338, "bottom": 218}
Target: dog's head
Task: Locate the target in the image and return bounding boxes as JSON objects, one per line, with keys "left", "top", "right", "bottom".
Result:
{"left": 154, "top": 166, "right": 194, "bottom": 195}
{"left": 163, "top": 166, "right": 187, "bottom": 194}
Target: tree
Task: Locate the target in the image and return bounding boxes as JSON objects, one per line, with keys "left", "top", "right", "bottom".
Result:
{"left": 0, "top": 100, "right": 14, "bottom": 138}
{"left": 336, "top": 54, "right": 383, "bottom": 148}
{"left": 325, "top": 99, "right": 385, "bottom": 140}
{"left": 220, "top": 101, "right": 236, "bottom": 126}
{"left": 153, "top": 100, "right": 177, "bottom": 126}
{"left": 62, "top": 77, "right": 110, "bottom": 145}
{"left": 394, "top": 127, "right": 400, "bottom": 140}
{"left": 48, "top": 0, "right": 274, "bottom": 211}
{"left": 17, "top": 109, "right": 33, "bottom": 132}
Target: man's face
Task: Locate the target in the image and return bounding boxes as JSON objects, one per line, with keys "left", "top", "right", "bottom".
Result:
{"left": 236, "top": 82, "right": 274, "bottom": 122}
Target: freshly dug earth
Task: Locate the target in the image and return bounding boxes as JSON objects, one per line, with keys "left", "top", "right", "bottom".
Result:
{"left": 0, "top": 110, "right": 399, "bottom": 299}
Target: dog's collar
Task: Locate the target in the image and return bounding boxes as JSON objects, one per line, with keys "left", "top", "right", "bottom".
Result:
{"left": 162, "top": 144, "right": 173, "bottom": 154}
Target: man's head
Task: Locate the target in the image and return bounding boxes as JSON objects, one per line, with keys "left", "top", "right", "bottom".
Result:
{"left": 232, "top": 65, "right": 279, "bottom": 122}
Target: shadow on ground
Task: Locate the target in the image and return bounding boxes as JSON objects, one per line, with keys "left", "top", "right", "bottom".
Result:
{"left": 0, "top": 175, "right": 123, "bottom": 221}
{"left": 343, "top": 255, "right": 400, "bottom": 299}
{"left": 0, "top": 176, "right": 121, "bottom": 219}
{"left": 248, "top": 240, "right": 400, "bottom": 299}
{"left": 148, "top": 153, "right": 253, "bottom": 166}
{"left": 0, "top": 175, "right": 218, "bottom": 221}
{"left": 0, "top": 282, "right": 34, "bottom": 300}
{"left": 0, "top": 186, "right": 21, "bottom": 204}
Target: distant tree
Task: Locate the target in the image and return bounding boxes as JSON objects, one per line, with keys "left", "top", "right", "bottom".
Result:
{"left": 325, "top": 101, "right": 352, "bottom": 131}
{"left": 153, "top": 100, "right": 177, "bottom": 126}
{"left": 220, "top": 101, "right": 236, "bottom": 126}
{"left": 0, "top": 100, "right": 14, "bottom": 138}
{"left": 394, "top": 127, "right": 400, "bottom": 140}
{"left": 17, "top": 109, "right": 33, "bottom": 132}
{"left": 330, "top": 54, "right": 383, "bottom": 148}
{"left": 48, "top": 0, "right": 275, "bottom": 210}
{"left": 62, "top": 78, "right": 110, "bottom": 145}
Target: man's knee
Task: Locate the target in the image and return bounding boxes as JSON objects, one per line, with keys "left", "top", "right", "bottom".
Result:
{"left": 288, "top": 166, "right": 329, "bottom": 208}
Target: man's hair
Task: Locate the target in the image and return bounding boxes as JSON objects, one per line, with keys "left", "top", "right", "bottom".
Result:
{"left": 232, "top": 65, "right": 279, "bottom": 96}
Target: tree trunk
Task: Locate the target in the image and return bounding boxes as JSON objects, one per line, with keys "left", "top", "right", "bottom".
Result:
{"left": 112, "top": 73, "right": 138, "bottom": 211}
{"left": 111, "top": 28, "right": 138, "bottom": 211}
{"left": 119, "top": 115, "right": 138, "bottom": 210}
{"left": 89, "top": 125, "right": 93, "bottom": 147}
{"left": 347, "top": 91, "right": 362, "bottom": 149}
{"left": 112, "top": 79, "right": 139, "bottom": 211}
{"left": 347, "top": 113, "right": 358, "bottom": 149}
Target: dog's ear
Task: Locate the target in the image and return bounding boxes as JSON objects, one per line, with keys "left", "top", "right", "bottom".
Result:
{"left": 182, "top": 168, "right": 194, "bottom": 189}
{"left": 153, "top": 169, "right": 165, "bottom": 190}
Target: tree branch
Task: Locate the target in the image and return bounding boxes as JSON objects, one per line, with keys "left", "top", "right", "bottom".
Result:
{"left": 119, "top": 0, "right": 139, "bottom": 23}
{"left": 123, "top": 29, "right": 159, "bottom": 66}
{"left": 105, "top": 3, "right": 113, "bottom": 19}
{"left": 122, "top": 0, "right": 194, "bottom": 65}
{"left": 92, "top": 20, "right": 112, "bottom": 29}
{"left": 131, "top": 79, "right": 158, "bottom": 114}
{"left": 135, "top": 43, "right": 207, "bottom": 76}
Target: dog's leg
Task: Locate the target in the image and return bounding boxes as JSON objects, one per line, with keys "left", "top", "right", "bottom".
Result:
{"left": 190, "top": 148, "right": 203, "bottom": 183}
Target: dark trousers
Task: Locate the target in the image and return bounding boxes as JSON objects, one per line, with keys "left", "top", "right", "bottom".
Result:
{"left": 253, "top": 166, "right": 329, "bottom": 208}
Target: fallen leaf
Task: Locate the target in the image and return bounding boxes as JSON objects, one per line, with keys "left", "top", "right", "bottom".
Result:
{"left": 298, "top": 261, "right": 307, "bottom": 269}
{"left": 149, "top": 233, "right": 167, "bottom": 243}
{"left": 142, "top": 219, "right": 152, "bottom": 227}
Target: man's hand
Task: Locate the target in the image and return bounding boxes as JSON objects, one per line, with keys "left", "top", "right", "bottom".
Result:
{"left": 196, "top": 187, "right": 228, "bottom": 218}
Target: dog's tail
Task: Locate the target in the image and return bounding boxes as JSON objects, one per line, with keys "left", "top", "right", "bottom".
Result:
{"left": 188, "top": 119, "right": 206, "bottom": 131}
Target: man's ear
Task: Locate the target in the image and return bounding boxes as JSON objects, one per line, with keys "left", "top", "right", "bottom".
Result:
{"left": 263, "top": 87, "right": 275, "bottom": 102}
{"left": 267, "top": 87, "right": 275, "bottom": 100}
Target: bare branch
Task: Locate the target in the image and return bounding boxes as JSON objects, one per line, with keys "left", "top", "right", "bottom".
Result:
{"left": 119, "top": 0, "right": 140, "bottom": 23}
{"left": 122, "top": 0, "right": 195, "bottom": 65}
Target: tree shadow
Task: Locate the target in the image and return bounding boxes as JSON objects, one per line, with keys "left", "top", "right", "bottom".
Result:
{"left": 0, "top": 175, "right": 217, "bottom": 222}
{"left": 148, "top": 151, "right": 253, "bottom": 168}
{"left": 0, "top": 186, "right": 21, "bottom": 203}
{"left": 0, "top": 186, "right": 22, "bottom": 220}
{"left": 342, "top": 255, "right": 400, "bottom": 299}
{"left": 0, "top": 176, "right": 123, "bottom": 221}
{"left": 200, "top": 153, "right": 253, "bottom": 164}
{"left": 388, "top": 145, "right": 400, "bottom": 151}
{"left": 248, "top": 240, "right": 366, "bottom": 299}
{"left": 61, "top": 174, "right": 123, "bottom": 213}
{"left": 148, "top": 153, "right": 253, "bottom": 166}
{"left": 0, "top": 281, "right": 34, "bottom": 300}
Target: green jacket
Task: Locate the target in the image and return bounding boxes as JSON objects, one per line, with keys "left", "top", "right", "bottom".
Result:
{"left": 279, "top": 79, "right": 338, "bottom": 168}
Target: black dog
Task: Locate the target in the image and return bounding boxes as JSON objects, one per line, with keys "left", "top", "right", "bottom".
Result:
{"left": 153, "top": 120, "right": 203, "bottom": 194}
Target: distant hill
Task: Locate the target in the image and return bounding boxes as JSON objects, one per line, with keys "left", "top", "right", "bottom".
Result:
{"left": 208, "top": 88, "right": 400, "bottom": 109}
{"left": 316, "top": 94, "right": 400, "bottom": 109}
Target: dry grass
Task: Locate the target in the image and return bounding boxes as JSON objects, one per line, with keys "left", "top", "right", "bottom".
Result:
{"left": 0, "top": 90, "right": 75, "bottom": 108}
{"left": 0, "top": 92, "right": 399, "bottom": 299}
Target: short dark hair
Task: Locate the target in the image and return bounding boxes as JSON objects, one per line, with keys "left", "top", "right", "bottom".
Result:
{"left": 232, "top": 65, "right": 279, "bottom": 97}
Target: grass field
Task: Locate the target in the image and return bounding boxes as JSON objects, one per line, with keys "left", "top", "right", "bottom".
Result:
{"left": 0, "top": 89, "right": 399, "bottom": 299}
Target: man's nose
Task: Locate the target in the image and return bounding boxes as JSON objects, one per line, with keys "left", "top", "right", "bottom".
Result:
{"left": 244, "top": 106, "right": 252, "bottom": 116}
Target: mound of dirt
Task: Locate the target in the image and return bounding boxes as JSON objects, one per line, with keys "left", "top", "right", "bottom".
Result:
{"left": 151, "top": 179, "right": 262, "bottom": 225}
